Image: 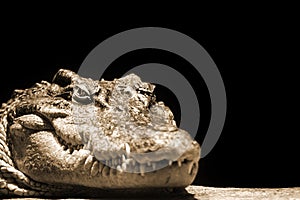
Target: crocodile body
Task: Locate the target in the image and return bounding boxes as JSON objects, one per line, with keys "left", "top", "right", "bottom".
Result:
{"left": 0, "top": 69, "right": 200, "bottom": 197}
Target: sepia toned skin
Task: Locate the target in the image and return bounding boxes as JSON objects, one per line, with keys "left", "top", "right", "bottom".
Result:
{"left": 0, "top": 69, "right": 200, "bottom": 197}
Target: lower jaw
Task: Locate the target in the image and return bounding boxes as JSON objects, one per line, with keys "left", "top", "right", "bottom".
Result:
{"left": 59, "top": 158, "right": 198, "bottom": 189}
{"left": 22, "top": 149, "right": 198, "bottom": 189}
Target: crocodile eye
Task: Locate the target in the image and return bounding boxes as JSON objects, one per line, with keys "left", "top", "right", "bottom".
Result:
{"left": 72, "top": 85, "right": 93, "bottom": 104}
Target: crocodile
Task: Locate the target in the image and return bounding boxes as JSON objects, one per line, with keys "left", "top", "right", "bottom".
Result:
{"left": 0, "top": 69, "right": 200, "bottom": 197}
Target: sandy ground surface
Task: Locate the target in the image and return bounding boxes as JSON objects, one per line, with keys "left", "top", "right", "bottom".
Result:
{"left": 186, "top": 186, "right": 300, "bottom": 200}
{"left": 3, "top": 186, "right": 300, "bottom": 199}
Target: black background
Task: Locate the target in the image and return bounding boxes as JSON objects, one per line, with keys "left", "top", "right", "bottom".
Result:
{"left": 1, "top": 13, "right": 299, "bottom": 188}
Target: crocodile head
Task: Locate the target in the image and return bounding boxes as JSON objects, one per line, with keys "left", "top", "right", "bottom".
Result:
{"left": 0, "top": 69, "right": 200, "bottom": 196}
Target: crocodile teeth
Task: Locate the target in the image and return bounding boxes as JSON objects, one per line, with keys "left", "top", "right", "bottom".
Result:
{"left": 122, "top": 154, "right": 126, "bottom": 163}
{"left": 91, "top": 161, "right": 99, "bottom": 176}
{"left": 84, "top": 155, "right": 94, "bottom": 171}
{"left": 169, "top": 160, "right": 172, "bottom": 166}
{"left": 116, "top": 165, "right": 123, "bottom": 173}
{"left": 177, "top": 160, "right": 182, "bottom": 167}
{"left": 140, "top": 164, "right": 145, "bottom": 176}
{"left": 125, "top": 143, "right": 131, "bottom": 156}
{"left": 147, "top": 161, "right": 151, "bottom": 166}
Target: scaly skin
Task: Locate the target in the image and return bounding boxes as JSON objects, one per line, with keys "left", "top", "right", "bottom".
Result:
{"left": 0, "top": 69, "right": 200, "bottom": 197}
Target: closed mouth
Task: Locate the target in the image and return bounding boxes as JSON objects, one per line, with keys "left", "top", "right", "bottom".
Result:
{"left": 53, "top": 129, "right": 199, "bottom": 177}
{"left": 12, "top": 111, "right": 200, "bottom": 179}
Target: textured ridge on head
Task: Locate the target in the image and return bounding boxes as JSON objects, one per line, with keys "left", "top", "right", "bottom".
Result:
{"left": 0, "top": 69, "right": 200, "bottom": 197}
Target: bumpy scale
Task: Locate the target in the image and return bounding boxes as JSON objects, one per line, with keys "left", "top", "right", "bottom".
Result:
{"left": 0, "top": 69, "right": 200, "bottom": 197}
